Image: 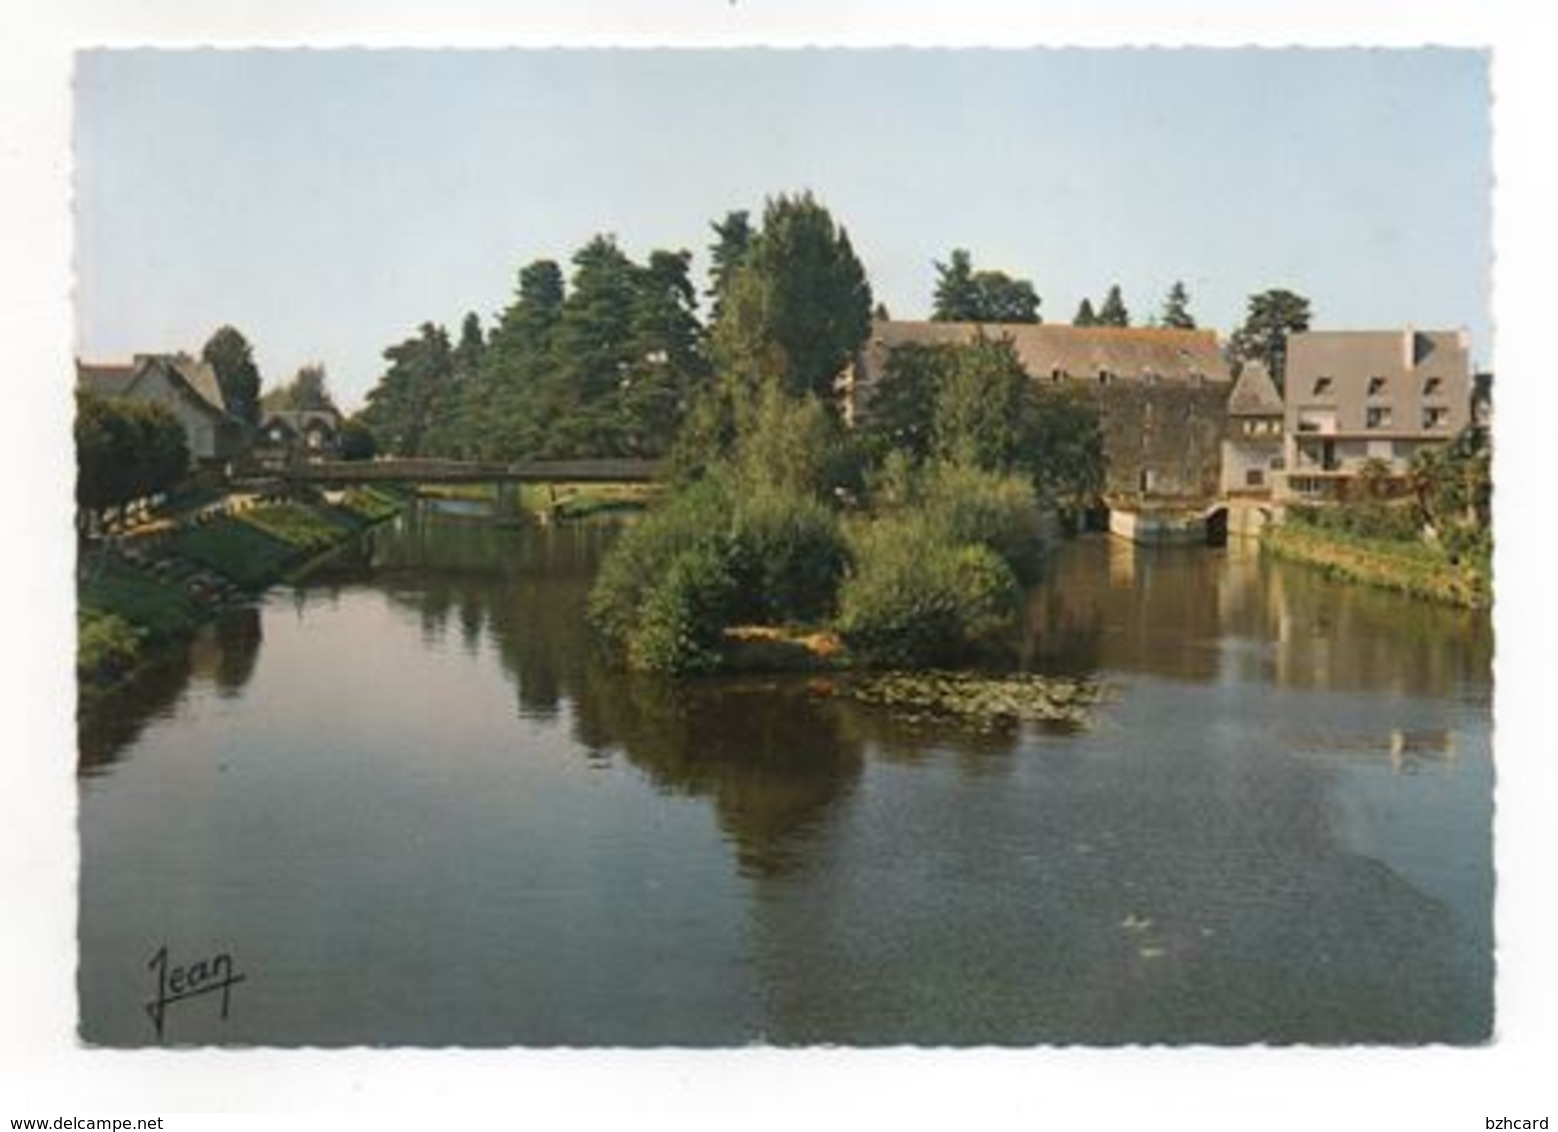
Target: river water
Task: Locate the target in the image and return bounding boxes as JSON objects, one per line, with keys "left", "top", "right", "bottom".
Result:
{"left": 78, "top": 503, "right": 1494, "bottom": 1045}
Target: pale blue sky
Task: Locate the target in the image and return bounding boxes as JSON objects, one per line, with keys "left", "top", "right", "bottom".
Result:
{"left": 75, "top": 48, "right": 1491, "bottom": 409}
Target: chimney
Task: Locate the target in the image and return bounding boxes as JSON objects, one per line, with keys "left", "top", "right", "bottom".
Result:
{"left": 1402, "top": 326, "right": 1416, "bottom": 369}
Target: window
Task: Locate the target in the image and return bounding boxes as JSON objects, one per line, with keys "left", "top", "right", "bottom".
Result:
{"left": 1367, "top": 376, "right": 1388, "bottom": 396}
{"left": 1422, "top": 406, "right": 1451, "bottom": 429}
{"left": 1423, "top": 376, "right": 1443, "bottom": 396}
{"left": 1312, "top": 376, "right": 1333, "bottom": 395}
{"left": 1098, "top": 370, "right": 1113, "bottom": 385}
{"left": 1366, "top": 406, "right": 1393, "bottom": 429}
{"left": 1245, "top": 468, "right": 1265, "bottom": 488}
{"left": 1051, "top": 368, "right": 1065, "bottom": 383}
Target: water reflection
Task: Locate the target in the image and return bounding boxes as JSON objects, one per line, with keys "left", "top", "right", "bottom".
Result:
{"left": 1023, "top": 537, "right": 1491, "bottom": 697}
{"left": 79, "top": 606, "right": 263, "bottom": 774}
{"left": 77, "top": 507, "right": 1493, "bottom": 1044}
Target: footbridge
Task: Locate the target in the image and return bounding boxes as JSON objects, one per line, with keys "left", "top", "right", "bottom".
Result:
{"left": 283, "top": 457, "right": 663, "bottom": 485}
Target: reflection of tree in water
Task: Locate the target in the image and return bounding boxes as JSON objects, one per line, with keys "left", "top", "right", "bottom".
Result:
{"left": 366, "top": 510, "right": 868, "bottom": 877}
{"left": 365, "top": 508, "right": 610, "bottom": 719}
{"left": 573, "top": 671, "right": 865, "bottom": 878}
{"left": 1022, "top": 538, "right": 1222, "bottom": 682}
{"left": 78, "top": 606, "right": 264, "bottom": 773}
{"left": 1022, "top": 536, "right": 1492, "bottom": 697}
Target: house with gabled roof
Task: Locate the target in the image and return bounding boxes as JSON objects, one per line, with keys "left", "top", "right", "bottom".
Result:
{"left": 1278, "top": 329, "right": 1471, "bottom": 500}
{"left": 75, "top": 353, "right": 247, "bottom": 468}
{"left": 255, "top": 407, "right": 343, "bottom": 467}
{"left": 842, "top": 320, "right": 1234, "bottom": 501}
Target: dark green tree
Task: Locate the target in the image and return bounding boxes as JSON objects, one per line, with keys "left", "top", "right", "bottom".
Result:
{"left": 1073, "top": 298, "right": 1098, "bottom": 327}
{"left": 76, "top": 392, "right": 188, "bottom": 527}
{"left": 616, "top": 248, "right": 708, "bottom": 457}
{"left": 555, "top": 235, "right": 641, "bottom": 409}
{"left": 710, "top": 191, "right": 872, "bottom": 406}
{"left": 360, "top": 322, "right": 454, "bottom": 456}
{"left": 933, "top": 335, "right": 1029, "bottom": 472}
{"left": 858, "top": 342, "right": 950, "bottom": 465}
{"left": 200, "top": 325, "right": 262, "bottom": 426}
{"left": 263, "top": 363, "right": 336, "bottom": 413}
{"left": 931, "top": 249, "right": 979, "bottom": 321}
{"left": 339, "top": 416, "right": 378, "bottom": 462}
{"left": 932, "top": 249, "right": 1040, "bottom": 323}
{"left": 1160, "top": 281, "right": 1196, "bottom": 330}
{"left": 706, "top": 210, "right": 753, "bottom": 323}
{"left": 468, "top": 259, "right": 566, "bottom": 459}
{"left": 1097, "top": 285, "right": 1130, "bottom": 328}
{"left": 1021, "top": 383, "right": 1106, "bottom": 519}
{"left": 453, "top": 311, "right": 486, "bottom": 378}
{"left": 1229, "top": 288, "right": 1313, "bottom": 387}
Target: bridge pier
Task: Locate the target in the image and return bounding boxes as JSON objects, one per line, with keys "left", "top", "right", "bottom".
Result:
{"left": 494, "top": 481, "right": 522, "bottom": 519}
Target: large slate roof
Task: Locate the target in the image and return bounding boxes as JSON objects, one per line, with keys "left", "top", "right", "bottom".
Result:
{"left": 858, "top": 321, "right": 1231, "bottom": 385}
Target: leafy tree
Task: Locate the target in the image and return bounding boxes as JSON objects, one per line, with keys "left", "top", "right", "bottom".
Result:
{"left": 873, "top": 301, "right": 891, "bottom": 321}
{"left": 1073, "top": 298, "right": 1098, "bottom": 327}
{"left": 931, "top": 249, "right": 979, "bottom": 321}
{"left": 361, "top": 322, "right": 454, "bottom": 456}
{"left": 339, "top": 416, "right": 378, "bottom": 461}
{"left": 1097, "top": 284, "right": 1130, "bottom": 328}
{"left": 710, "top": 191, "right": 872, "bottom": 405}
{"left": 472, "top": 259, "right": 567, "bottom": 458}
{"left": 1228, "top": 288, "right": 1312, "bottom": 387}
{"left": 858, "top": 342, "right": 949, "bottom": 465}
{"left": 200, "top": 325, "right": 262, "bottom": 426}
{"left": 863, "top": 336, "right": 1105, "bottom": 519}
{"left": 555, "top": 235, "right": 641, "bottom": 409}
{"left": 932, "top": 248, "right": 1040, "bottom": 323}
{"left": 76, "top": 392, "right": 188, "bottom": 527}
{"left": 453, "top": 311, "right": 485, "bottom": 377}
{"left": 1021, "top": 383, "right": 1106, "bottom": 520}
{"left": 263, "top": 363, "right": 337, "bottom": 413}
{"left": 933, "top": 335, "right": 1029, "bottom": 471}
{"left": 617, "top": 249, "right": 709, "bottom": 457}
{"left": 1159, "top": 281, "right": 1196, "bottom": 329}
{"left": 706, "top": 210, "right": 753, "bottom": 323}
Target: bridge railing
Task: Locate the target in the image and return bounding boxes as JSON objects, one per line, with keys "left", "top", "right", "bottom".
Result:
{"left": 285, "top": 457, "right": 663, "bottom": 483}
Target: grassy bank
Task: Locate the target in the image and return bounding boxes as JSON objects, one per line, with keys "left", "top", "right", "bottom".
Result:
{"left": 416, "top": 481, "right": 658, "bottom": 519}
{"left": 78, "top": 487, "right": 404, "bottom": 687}
{"left": 1261, "top": 520, "right": 1489, "bottom": 609}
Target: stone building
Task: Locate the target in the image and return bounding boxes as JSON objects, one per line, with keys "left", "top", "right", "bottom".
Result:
{"left": 1220, "top": 360, "right": 1285, "bottom": 498}
{"left": 841, "top": 320, "right": 1233, "bottom": 501}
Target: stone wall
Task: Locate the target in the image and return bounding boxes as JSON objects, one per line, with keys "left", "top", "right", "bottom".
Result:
{"left": 1086, "top": 381, "right": 1231, "bottom": 501}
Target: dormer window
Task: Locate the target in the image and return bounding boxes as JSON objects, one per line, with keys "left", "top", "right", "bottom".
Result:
{"left": 1367, "top": 376, "right": 1387, "bottom": 396}
{"left": 1312, "top": 376, "right": 1333, "bottom": 396}
{"left": 1051, "top": 368, "right": 1065, "bottom": 383}
{"left": 1098, "top": 370, "right": 1113, "bottom": 385}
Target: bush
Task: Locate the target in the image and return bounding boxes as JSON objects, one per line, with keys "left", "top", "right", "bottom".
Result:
{"left": 1290, "top": 499, "right": 1421, "bottom": 544}
{"left": 728, "top": 486, "right": 850, "bottom": 624}
{"left": 920, "top": 461, "right": 1047, "bottom": 582}
{"left": 837, "top": 516, "right": 1020, "bottom": 666}
{"left": 628, "top": 544, "right": 739, "bottom": 674}
{"left": 588, "top": 477, "right": 736, "bottom": 651}
{"left": 77, "top": 609, "right": 145, "bottom": 680}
